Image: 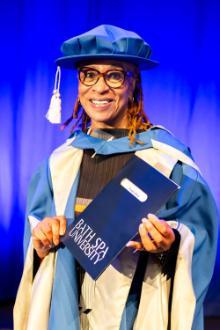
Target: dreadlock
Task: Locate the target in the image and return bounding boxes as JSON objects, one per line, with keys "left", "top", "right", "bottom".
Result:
{"left": 60, "top": 98, "right": 89, "bottom": 132}
{"left": 61, "top": 72, "right": 152, "bottom": 144}
{"left": 127, "top": 72, "right": 151, "bottom": 144}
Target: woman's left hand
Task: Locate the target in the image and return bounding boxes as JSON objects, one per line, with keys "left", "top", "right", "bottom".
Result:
{"left": 127, "top": 213, "right": 175, "bottom": 253}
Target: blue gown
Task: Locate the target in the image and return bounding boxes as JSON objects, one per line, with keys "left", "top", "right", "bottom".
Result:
{"left": 22, "top": 127, "right": 218, "bottom": 330}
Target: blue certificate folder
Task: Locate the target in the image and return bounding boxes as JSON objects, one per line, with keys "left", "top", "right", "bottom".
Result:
{"left": 62, "top": 155, "right": 180, "bottom": 280}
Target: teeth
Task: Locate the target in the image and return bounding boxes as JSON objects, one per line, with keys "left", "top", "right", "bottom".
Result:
{"left": 91, "top": 100, "right": 111, "bottom": 105}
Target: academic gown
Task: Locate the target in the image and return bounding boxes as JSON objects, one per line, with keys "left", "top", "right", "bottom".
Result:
{"left": 14, "top": 127, "right": 218, "bottom": 330}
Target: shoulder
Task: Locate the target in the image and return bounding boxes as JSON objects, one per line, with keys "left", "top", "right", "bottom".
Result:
{"left": 50, "top": 133, "right": 78, "bottom": 157}
{"left": 149, "top": 126, "right": 192, "bottom": 156}
{"left": 146, "top": 126, "right": 201, "bottom": 174}
{"left": 28, "top": 159, "right": 53, "bottom": 198}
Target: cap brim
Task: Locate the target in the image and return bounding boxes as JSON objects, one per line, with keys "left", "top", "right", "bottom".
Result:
{"left": 55, "top": 54, "right": 159, "bottom": 70}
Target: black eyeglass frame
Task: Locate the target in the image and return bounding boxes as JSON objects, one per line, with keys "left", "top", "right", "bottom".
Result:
{"left": 78, "top": 66, "right": 134, "bottom": 89}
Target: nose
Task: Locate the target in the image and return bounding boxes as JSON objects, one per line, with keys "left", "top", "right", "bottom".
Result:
{"left": 92, "top": 75, "right": 110, "bottom": 93}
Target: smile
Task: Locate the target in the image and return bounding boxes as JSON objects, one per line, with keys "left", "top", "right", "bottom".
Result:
{"left": 90, "top": 99, "right": 113, "bottom": 107}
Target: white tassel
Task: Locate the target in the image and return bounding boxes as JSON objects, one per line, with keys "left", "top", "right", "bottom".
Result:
{"left": 46, "top": 66, "right": 62, "bottom": 124}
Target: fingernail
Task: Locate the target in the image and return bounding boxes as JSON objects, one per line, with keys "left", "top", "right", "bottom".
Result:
{"left": 126, "top": 241, "right": 132, "bottom": 247}
{"left": 142, "top": 218, "right": 147, "bottom": 223}
{"left": 162, "top": 229, "right": 167, "bottom": 235}
{"left": 139, "top": 223, "right": 144, "bottom": 230}
{"left": 142, "top": 219, "right": 152, "bottom": 229}
{"left": 147, "top": 213, "right": 157, "bottom": 220}
{"left": 60, "top": 229, "right": 65, "bottom": 235}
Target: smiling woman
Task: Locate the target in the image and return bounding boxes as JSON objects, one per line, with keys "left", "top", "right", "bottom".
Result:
{"left": 14, "top": 25, "right": 218, "bottom": 330}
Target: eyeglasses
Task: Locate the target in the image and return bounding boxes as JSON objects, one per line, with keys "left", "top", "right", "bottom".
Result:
{"left": 78, "top": 67, "right": 134, "bottom": 88}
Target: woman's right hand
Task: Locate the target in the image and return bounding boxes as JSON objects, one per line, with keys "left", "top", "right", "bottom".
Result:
{"left": 32, "top": 216, "right": 67, "bottom": 259}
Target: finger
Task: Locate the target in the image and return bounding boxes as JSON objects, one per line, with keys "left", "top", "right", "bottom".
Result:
{"left": 142, "top": 219, "right": 175, "bottom": 251}
{"left": 32, "top": 226, "right": 51, "bottom": 247}
{"left": 32, "top": 237, "right": 51, "bottom": 252}
{"left": 41, "top": 221, "right": 53, "bottom": 242}
{"left": 139, "top": 223, "right": 158, "bottom": 252}
{"left": 57, "top": 216, "right": 67, "bottom": 235}
{"left": 51, "top": 220, "right": 60, "bottom": 246}
{"left": 32, "top": 234, "right": 51, "bottom": 260}
{"left": 146, "top": 216, "right": 175, "bottom": 250}
{"left": 126, "top": 240, "right": 143, "bottom": 250}
{"left": 159, "top": 232, "right": 175, "bottom": 251}
{"left": 147, "top": 214, "right": 169, "bottom": 237}
{"left": 142, "top": 218, "right": 164, "bottom": 247}
{"left": 32, "top": 237, "right": 44, "bottom": 250}
{"left": 32, "top": 237, "right": 51, "bottom": 259}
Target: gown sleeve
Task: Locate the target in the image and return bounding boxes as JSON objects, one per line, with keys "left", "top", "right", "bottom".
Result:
{"left": 23, "top": 159, "right": 54, "bottom": 257}
{"left": 158, "top": 161, "right": 218, "bottom": 330}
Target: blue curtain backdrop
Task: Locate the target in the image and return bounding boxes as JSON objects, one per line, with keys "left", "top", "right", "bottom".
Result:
{"left": 0, "top": 0, "right": 219, "bottom": 315}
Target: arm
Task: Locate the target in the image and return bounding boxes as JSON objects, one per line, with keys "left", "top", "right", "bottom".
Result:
{"left": 157, "top": 162, "right": 218, "bottom": 329}
{"left": 24, "top": 160, "right": 68, "bottom": 259}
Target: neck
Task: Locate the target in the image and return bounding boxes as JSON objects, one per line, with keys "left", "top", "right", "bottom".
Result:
{"left": 90, "top": 119, "right": 129, "bottom": 131}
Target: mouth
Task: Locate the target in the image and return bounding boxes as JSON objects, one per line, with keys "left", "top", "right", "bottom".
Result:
{"left": 90, "top": 99, "right": 113, "bottom": 107}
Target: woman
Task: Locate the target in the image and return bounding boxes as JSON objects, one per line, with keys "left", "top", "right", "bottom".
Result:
{"left": 14, "top": 25, "right": 217, "bottom": 330}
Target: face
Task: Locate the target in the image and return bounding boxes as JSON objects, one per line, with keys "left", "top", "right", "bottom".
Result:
{"left": 77, "top": 61, "right": 137, "bottom": 129}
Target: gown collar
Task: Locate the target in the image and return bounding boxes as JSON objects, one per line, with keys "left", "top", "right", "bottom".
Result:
{"left": 68, "top": 126, "right": 190, "bottom": 157}
{"left": 69, "top": 129, "right": 154, "bottom": 155}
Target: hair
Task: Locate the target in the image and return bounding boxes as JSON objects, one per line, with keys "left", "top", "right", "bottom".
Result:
{"left": 61, "top": 69, "right": 152, "bottom": 144}
{"left": 127, "top": 72, "right": 152, "bottom": 144}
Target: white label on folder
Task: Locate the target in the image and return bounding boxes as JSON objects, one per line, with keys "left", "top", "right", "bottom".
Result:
{"left": 120, "top": 178, "right": 148, "bottom": 202}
